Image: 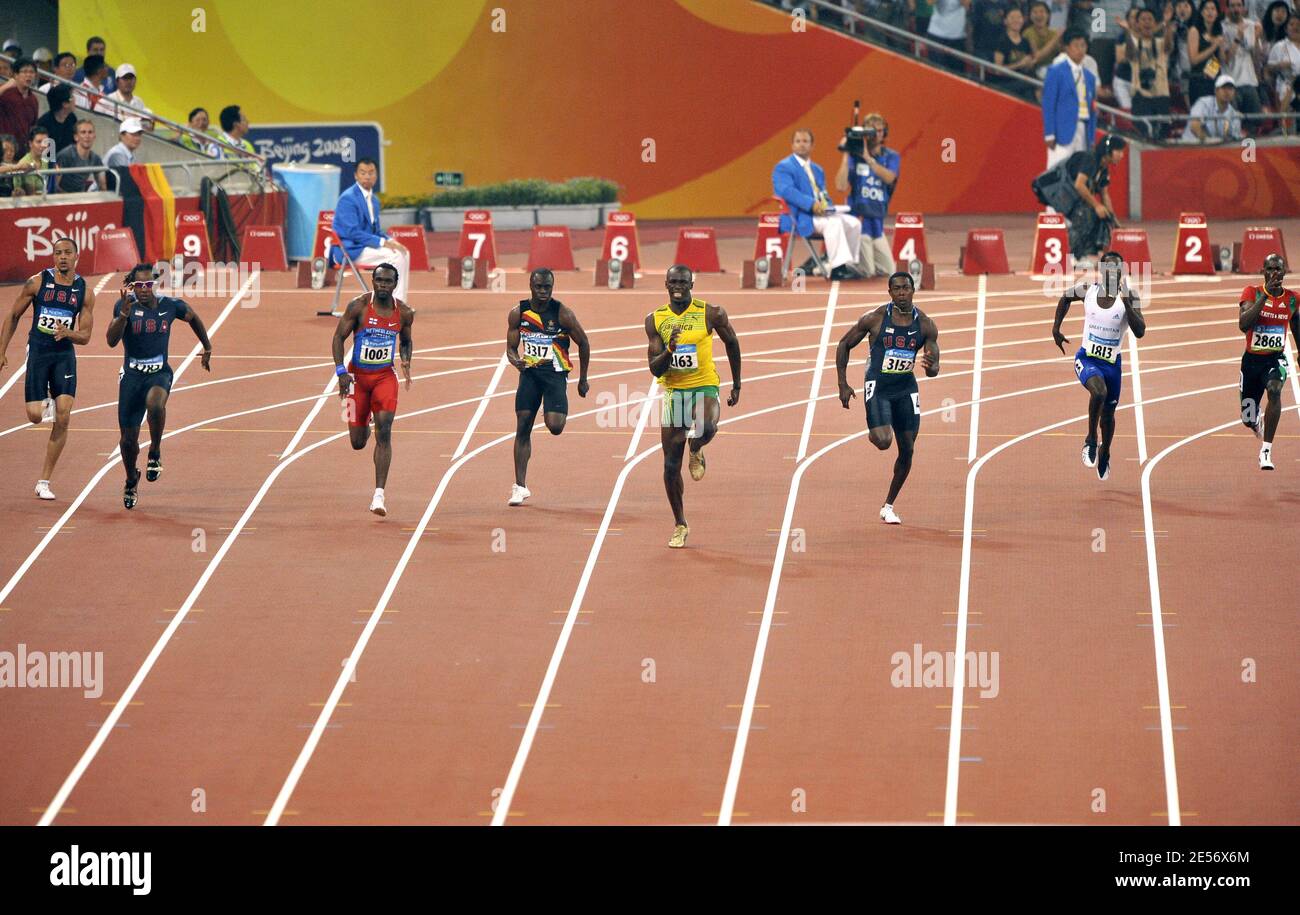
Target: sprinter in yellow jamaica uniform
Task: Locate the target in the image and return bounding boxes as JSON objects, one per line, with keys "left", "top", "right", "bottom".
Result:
{"left": 645, "top": 264, "right": 742, "bottom": 548}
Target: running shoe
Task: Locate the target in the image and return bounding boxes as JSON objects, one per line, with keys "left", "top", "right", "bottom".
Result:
{"left": 1260, "top": 445, "right": 1274, "bottom": 471}
{"left": 34, "top": 480, "right": 55, "bottom": 501}
{"left": 1097, "top": 451, "right": 1111, "bottom": 481}
{"left": 689, "top": 447, "right": 706, "bottom": 481}
{"left": 668, "top": 523, "right": 689, "bottom": 548}
{"left": 123, "top": 474, "right": 139, "bottom": 510}
{"left": 508, "top": 484, "right": 530, "bottom": 506}
{"left": 370, "top": 489, "right": 387, "bottom": 516}
{"left": 1081, "top": 438, "right": 1098, "bottom": 468}
{"left": 880, "top": 504, "right": 902, "bottom": 525}
{"left": 145, "top": 457, "right": 163, "bottom": 482}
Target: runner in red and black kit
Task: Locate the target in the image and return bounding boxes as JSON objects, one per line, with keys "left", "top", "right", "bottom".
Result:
{"left": 0, "top": 237, "right": 97, "bottom": 501}
{"left": 332, "top": 263, "right": 414, "bottom": 516}
{"left": 1238, "top": 253, "right": 1300, "bottom": 470}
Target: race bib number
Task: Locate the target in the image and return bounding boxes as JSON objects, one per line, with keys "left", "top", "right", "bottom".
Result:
{"left": 882, "top": 348, "right": 915, "bottom": 374}
{"left": 522, "top": 334, "right": 554, "bottom": 366}
{"left": 128, "top": 355, "right": 165, "bottom": 374}
{"left": 358, "top": 341, "right": 394, "bottom": 365}
{"left": 670, "top": 343, "right": 698, "bottom": 371}
{"left": 1085, "top": 338, "right": 1117, "bottom": 363}
{"left": 1251, "top": 325, "right": 1285, "bottom": 352}
{"left": 37, "top": 310, "right": 74, "bottom": 335}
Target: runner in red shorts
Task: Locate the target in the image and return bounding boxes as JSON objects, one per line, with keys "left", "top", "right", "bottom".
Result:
{"left": 331, "top": 263, "right": 414, "bottom": 515}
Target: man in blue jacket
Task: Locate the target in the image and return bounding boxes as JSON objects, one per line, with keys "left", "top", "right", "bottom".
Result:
{"left": 332, "top": 157, "right": 411, "bottom": 302}
{"left": 1042, "top": 29, "right": 1097, "bottom": 171}
{"left": 772, "top": 129, "right": 863, "bottom": 279}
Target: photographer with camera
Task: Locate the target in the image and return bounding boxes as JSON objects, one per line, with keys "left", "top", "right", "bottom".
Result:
{"left": 1064, "top": 134, "right": 1125, "bottom": 269}
{"left": 1116, "top": 7, "right": 1173, "bottom": 139}
{"left": 835, "top": 111, "right": 900, "bottom": 279}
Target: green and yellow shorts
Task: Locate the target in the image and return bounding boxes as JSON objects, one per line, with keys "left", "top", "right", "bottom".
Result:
{"left": 661, "top": 384, "right": 719, "bottom": 428}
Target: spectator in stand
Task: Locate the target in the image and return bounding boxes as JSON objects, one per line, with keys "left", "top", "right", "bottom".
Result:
{"left": 1066, "top": 0, "right": 1095, "bottom": 34}
{"left": 1266, "top": 14, "right": 1300, "bottom": 111}
{"left": 0, "top": 58, "right": 11, "bottom": 83}
{"left": 1187, "top": 0, "right": 1227, "bottom": 103}
{"left": 35, "top": 84, "right": 77, "bottom": 153}
{"left": 1262, "top": 2, "right": 1294, "bottom": 44}
{"left": 1253, "top": 0, "right": 1295, "bottom": 28}
{"left": 1043, "top": 29, "right": 1099, "bottom": 169}
{"left": 11, "top": 125, "right": 52, "bottom": 196}
{"left": 1181, "top": 73, "right": 1244, "bottom": 139}
{"left": 75, "top": 54, "right": 109, "bottom": 111}
{"left": 31, "top": 48, "right": 52, "bottom": 82}
{"left": 1280, "top": 71, "right": 1300, "bottom": 133}
{"left": 2, "top": 40, "right": 21, "bottom": 59}
{"left": 0, "top": 58, "right": 40, "bottom": 156}
{"left": 995, "top": 7, "right": 1040, "bottom": 96}
{"left": 56, "top": 119, "right": 106, "bottom": 193}
{"left": 96, "top": 63, "right": 151, "bottom": 121}
{"left": 0, "top": 133, "right": 23, "bottom": 197}
{"left": 910, "top": 0, "right": 934, "bottom": 36}
{"left": 973, "top": 0, "right": 1012, "bottom": 61}
{"left": 180, "top": 107, "right": 220, "bottom": 156}
{"left": 1027, "top": 1, "right": 1063, "bottom": 78}
{"left": 1221, "top": 0, "right": 1265, "bottom": 133}
{"left": 73, "top": 37, "right": 115, "bottom": 94}
{"left": 1118, "top": 7, "right": 1174, "bottom": 138}
{"left": 217, "top": 104, "right": 256, "bottom": 157}
{"left": 38, "top": 52, "right": 77, "bottom": 96}
{"left": 1168, "top": 0, "right": 1197, "bottom": 99}
{"left": 927, "top": 0, "right": 972, "bottom": 72}
{"left": 104, "top": 117, "right": 144, "bottom": 169}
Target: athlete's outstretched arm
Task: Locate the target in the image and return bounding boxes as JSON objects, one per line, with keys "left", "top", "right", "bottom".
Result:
{"left": 0, "top": 275, "right": 39, "bottom": 373}
{"left": 921, "top": 316, "right": 941, "bottom": 377}
{"left": 646, "top": 315, "right": 678, "bottom": 378}
{"left": 836, "top": 310, "right": 877, "bottom": 408}
{"left": 560, "top": 305, "right": 591, "bottom": 398}
{"left": 1239, "top": 288, "right": 1268, "bottom": 332}
{"left": 711, "top": 305, "right": 742, "bottom": 406}
{"left": 1122, "top": 291, "right": 1146, "bottom": 338}
{"left": 180, "top": 302, "right": 213, "bottom": 372}
{"left": 1051, "top": 292, "right": 1079, "bottom": 353}
{"left": 332, "top": 297, "right": 365, "bottom": 397}
{"left": 505, "top": 306, "right": 525, "bottom": 372}
{"left": 399, "top": 305, "right": 415, "bottom": 389}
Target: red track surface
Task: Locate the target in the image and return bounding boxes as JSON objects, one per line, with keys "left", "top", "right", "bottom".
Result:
{"left": 0, "top": 225, "right": 1296, "bottom": 825}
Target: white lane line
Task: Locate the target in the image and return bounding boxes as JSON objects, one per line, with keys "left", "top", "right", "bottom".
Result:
{"left": 1287, "top": 336, "right": 1300, "bottom": 430}
{"left": 452, "top": 354, "right": 509, "bottom": 459}
{"left": 279, "top": 376, "right": 338, "bottom": 459}
{"left": 967, "top": 274, "right": 987, "bottom": 463}
{"left": 1128, "top": 330, "right": 1149, "bottom": 464}
{"left": 942, "top": 381, "right": 1236, "bottom": 826}
{"left": 624, "top": 378, "right": 658, "bottom": 461}
{"left": 796, "top": 282, "right": 838, "bottom": 462}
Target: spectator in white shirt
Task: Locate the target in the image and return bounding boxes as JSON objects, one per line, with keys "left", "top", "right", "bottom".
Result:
{"left": 1182, "top": 74, "right": 1244, "bottom": 140}
{"left": 1265, "top": 14, "right": 1300, "bottom": 102}
{"left": 38, "top": 52, "right": 77, "bottom": 96}
{"left": 104, "top": 117, "right": 145, "bottom": 169}
{"left": 75, "top": 55, "right": 109, "bottom": 111}
{"left": 1221, "top": 0, "right": 1265, "bottom": 131}
{"left": 928, "top": 0, "right": 973, "bottom": 72}
{"left": 95, "top": 63, "right": 150, "bottom": 121}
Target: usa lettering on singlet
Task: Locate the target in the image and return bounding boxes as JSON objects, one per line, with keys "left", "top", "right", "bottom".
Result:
{"left": 351, "top": 297, "right": 401, "bottom": 371}
{"left": 29, "top": 269, "right": 87, "bottom": 350}
{"left": 866, "top": 302, "right": 925, "bottom": 384}
{"left": 1080, "top": 285, "right": 1129, "bottom": 364}
{"left": 117, "top": 296, "right": 191, "bottom": 374}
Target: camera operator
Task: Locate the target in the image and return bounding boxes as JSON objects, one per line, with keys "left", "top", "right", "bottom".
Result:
{"left": 835, "top": 112, "right": 900, "bottom": 278}
{"left": 1063, "top": 134, "right": 1125, "bottom": 269}
{"left": 1116, "top": 7, "right": 1173, "bottom": 139}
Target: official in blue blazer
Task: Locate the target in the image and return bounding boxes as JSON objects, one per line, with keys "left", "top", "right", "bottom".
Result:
{"left": 772, "top": 128, "right": 862, "bottom": 275}
{"left": 1042, "top": 29, "right": 1098, "bottom": 170}
{"left": 332, "top": 157, "right": 410, "bottom": 302}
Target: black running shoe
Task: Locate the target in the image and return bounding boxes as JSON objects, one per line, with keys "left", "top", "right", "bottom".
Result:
{"left": 124, "top": 474, "right": 139, "bottom": 510}
{"left": 1097, "top": 450, "right": 1111, "bottom": 481}
{"left": 146, "top": 457, "right": 162, "bottom": 482}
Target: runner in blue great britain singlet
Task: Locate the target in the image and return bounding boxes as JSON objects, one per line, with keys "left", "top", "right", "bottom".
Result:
{"left": 1051, "top": 251, "right": 1147, "bottom": 482}
{"left": 836, "top": 271, "right": 941, "bottom": 525}
{"left": 0, "top": 238, "right": 98, "bottom": 501}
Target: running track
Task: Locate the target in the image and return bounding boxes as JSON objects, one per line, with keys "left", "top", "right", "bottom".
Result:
{"left": 0, "top": 265, "right": 1295, "bottom": 825}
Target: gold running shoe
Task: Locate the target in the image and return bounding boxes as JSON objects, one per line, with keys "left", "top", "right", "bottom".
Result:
{"left": 668, "top": 523, "right": 689, "bottom": 548}
{"left": 688, "top": 447, "right": 706, "bottom": 481}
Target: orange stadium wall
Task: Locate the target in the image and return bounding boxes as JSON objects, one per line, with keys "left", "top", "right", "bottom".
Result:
{"left": 64, "top": 0, "right": 1073, "bottom": 218}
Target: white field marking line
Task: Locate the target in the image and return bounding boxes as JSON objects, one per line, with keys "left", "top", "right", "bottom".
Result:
{"left": 716, "top": 355, "right": 1241, "bottom": 826}
{"left": 453, "top": 354, "right": 509, "bottom": 458}
{"left": 796, "top": 282, "right": 839, "bottom": 461}
{"left": 624, "top": 379, "right": 659, "bottom": 460}
{"left": 1128, "top": 329, "right": 1149, "bottom": 464}
{"left": 967, "top": 275, "right": 987, "bottom": 464}
{"left": 171, "top": 271, "right": 259, "bottom": 381}
{"left": 942, "top": 381, "right": 1236, "bottom": 827}
{"left": 39, "top": 360, "right": 526, "bottom": 827}
{"left": 279, "top": 375, "right": 338, "bottom": 459}
{"left": 0, "top": 275, "right": 113, "bottom": 404}
{"left": 268, "top": 362, "right": 826, "bottom": 827}
{"left": 1287, "top": 336, "right": 1300, "bottom": 431}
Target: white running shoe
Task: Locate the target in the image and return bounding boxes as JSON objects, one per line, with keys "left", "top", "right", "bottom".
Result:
{"left": 41, "top": 398, "right": 53, "bottom": 423}
{"left": 508, "top": 484, "right": 531, "bottom": 506}
{"left": 369, "top": 489, "right": 387, "bottom": 516}
{"left": 35, "top": 480, "right": 55, "bottom": 500}
{"left": 880, "top": 504, "right": 902, "bottom": 525}
{"left": 1260, "top": 446, "right": 1275, "bottom": 471}
{"left": 1081, "top": 439, "right": 1098, "bottom": 468}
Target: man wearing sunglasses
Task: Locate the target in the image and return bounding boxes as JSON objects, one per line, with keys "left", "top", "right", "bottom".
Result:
{"left": 106, "top": 264, "right": 212, "bottom": 509}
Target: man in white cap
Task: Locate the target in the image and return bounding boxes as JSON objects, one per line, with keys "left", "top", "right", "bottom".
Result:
{"left": 95, "top": 63, "right": 150, "bottom": 120}
{"left": 1182, "top": 75, "right": 1244, "bottom": 142}
{"left": 105, "top": 117, "right": 145, "bottom": 169}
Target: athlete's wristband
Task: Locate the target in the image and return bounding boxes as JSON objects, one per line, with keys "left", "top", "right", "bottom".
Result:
{"left": 335, "top": 365, "right": 348, "bottom": 377}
